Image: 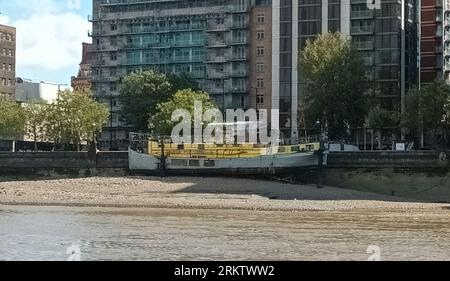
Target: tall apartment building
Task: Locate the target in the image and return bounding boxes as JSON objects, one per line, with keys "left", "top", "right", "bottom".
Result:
{"left": 272, "top": 0, "right": 419, "bottom": 141}
{"left": 421, "top": 0, "right": 450, "bottom": 85}
{"left": 89, "top": 0, "right": 257, "bottom": 149}
{"left": 443, "top": 1, "right": 450, "bottom": 82}
{"left": 0, "top": 24, "right": 16, "bottom": 100}
{"left": 250, "top": 0, "right": 273, "bottom": 115}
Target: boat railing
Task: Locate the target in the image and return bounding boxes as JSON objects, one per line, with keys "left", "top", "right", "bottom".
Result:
{"left": 130, "top": 133, "right": 321, "bottom": 159}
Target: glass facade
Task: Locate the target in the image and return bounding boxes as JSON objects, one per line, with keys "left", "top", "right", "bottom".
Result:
{"left": 279, "top": 0, "right": 294, "bottom": 136}
{"left": 90, "top": 0, "right": 253, "bottom": 147}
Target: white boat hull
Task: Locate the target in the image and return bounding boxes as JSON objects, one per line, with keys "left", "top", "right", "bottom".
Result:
{"left": 129, "top": 149, "right": 319, "bottom": 176}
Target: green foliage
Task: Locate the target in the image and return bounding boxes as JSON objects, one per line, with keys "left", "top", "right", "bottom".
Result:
{"left": 23, "top": 100, "right": 50, "bottom": 151}
{"left": 46, "top": 89, "right": 109, "bottom": 150}
{"left": 0, "top": 99, "right": 26, "bottom": 139}
{"left": 366, "top": 105, "right": 400, "bottom": 129}
{"left": 168, "top": 73, "right": 200, "bottom": 93}
{"left": 299, "top": 33, "right": 369, "bottom": 140}
{"left": 119, "top": 70, "right": 200, "bottom": 132}
{"left": 149, "top": 89, "right": 218, "bottom": 135}
{"left": 402, "top": 88, "right": 422, "bottom": 138}
{"left": 403, "top": 80, "right": 450, "bottom": 146}
{"left": 420, "top": 80, "right": 450, "bottom": 130}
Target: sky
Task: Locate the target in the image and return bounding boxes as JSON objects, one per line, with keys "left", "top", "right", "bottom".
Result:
{"left": 0, "top": 0, "right": 92, "bottom": 84}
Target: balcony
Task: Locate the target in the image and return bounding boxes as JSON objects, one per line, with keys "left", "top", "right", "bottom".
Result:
{"left": 206, "top": 40, "right": 227, "bottom": 48}
{"left": 353, "top": 40, "right": 374, "bottom": 50}
{"left": 230, "top": 54, "right": 248, "bottom": 61}
{"left": 444, "top": 48, "right": 450, "bottom": 56}
{"left": 231, "top": 69, "right": 248, "bottom": 77}
{"left": 206, "top": 55, "right": 229, "bottom": 63}
{"left": 351, "top": 10, "right": 374, "bottom": 18}
{"left": 351, "top": 25, "right": 374, "bottom": 35}
{"left": 231, "top": 21, "right": 248, "bottom": 29}
{"left": 207, "top": 23, "right": 230, "bottom": 32}
{"left": 229, "top": 38, "right": 248, "bottom": 45}
{"left": 206, "top": 71, "right": 226, "bottom": 79}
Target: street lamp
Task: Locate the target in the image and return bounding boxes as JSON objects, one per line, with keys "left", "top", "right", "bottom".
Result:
{"left": 250, "top": 86, "right": 259, "bottom": 112}
{"left": 316, "top": 120, "right": 325, "bottom": 189}
{"left": 92, "top": 123, "right": 97, "bottom": 150}
{"left": 110, "top": 92, "right": 114, "bottom": 151}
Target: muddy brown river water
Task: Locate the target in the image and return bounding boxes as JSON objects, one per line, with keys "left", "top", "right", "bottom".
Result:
{"left": 0, "top": 205, "right": 449, "bottom": 261}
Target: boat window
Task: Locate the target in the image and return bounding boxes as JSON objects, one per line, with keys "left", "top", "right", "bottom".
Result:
{"left": 172, "top": 159, "right": 188, "bottom": 166}
{"left": 189, "top": 160, "right": 200, "bottom": 167}
{"left": 204, "top": 160, "right": 216, "bottom": 167}
{"left": 278, "top": 147, "right": 286, "bottom": 153}
{"left": 198, "top": 144, "right": 205, "bottom": 150}
{"left": 291, "top": 146, "right": 300, "bottom": 152}
{"left": 177, "top": 144, "right": 185, "bottom": 150}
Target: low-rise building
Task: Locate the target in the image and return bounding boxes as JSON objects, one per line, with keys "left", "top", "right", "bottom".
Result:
{"left": 15, "top": 78, "right": 71, "bottom": 103}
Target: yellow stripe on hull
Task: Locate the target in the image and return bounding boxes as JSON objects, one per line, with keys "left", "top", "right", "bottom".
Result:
{"left": 148, "top": 141, "right": 320, "bottom": 159}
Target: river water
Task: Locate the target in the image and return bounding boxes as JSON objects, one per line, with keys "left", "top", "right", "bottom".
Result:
{"left": 0, "top": 205, "right": 449, "bottom": 261}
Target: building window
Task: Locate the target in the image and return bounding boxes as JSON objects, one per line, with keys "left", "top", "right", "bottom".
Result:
{"left": 256, "top": 47, "right": 265, "bottom": 57}
{"left": 257, "top": 31, "right": 265, "bottom": 40}
{"left": 257, "top": 14, "right": 265, "bottom": 24}
{"left": 257, "top": 78, "right": 264, "bottom": 88}
{"left": 257, "top": 94, "right": 265, "bottom": 105}
{"left": 256, "top": 63, "right": 265, "bottom": 73}
{"left": 111, "top": 36, "right": 117, "bottom": 46}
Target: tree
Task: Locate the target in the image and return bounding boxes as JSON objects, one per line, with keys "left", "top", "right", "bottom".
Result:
{"left": 168, "top": 73, "right": 200, "bottom": 93}
{"left": 47, "top": 89, "right": 109, "bottom": 151}
{"left": 403, "top": 80, "right": 450, "bottom": 148}
{"left": 299, "top": 33, "right": 369, "bottom": 141}
{"left": 402, "top": 88, "right": 423, "bottom": 147}
{"left": 23, "top": 100, "right": 50, "bottom": 151}
{"left": 119, "top": 70, "right": 203, "bottom": 133}
{"left": 0, "top": 99, "right": 26, "bottom": 140}
{"left": 149, "top": 89, "right": 218, "bottom": 135}
{"left": 366, "top": 105, "right": 400, "bottom": 149}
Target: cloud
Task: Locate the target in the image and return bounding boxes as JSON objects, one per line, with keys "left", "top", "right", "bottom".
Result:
{"left": 0, "top": 15, "right": 10, "bottom": 25}
{"left": 14, "top": 12, "right": 90, "bottom": 72}
{"left": 0, "top": 1, "right": 90, "bottom": 81}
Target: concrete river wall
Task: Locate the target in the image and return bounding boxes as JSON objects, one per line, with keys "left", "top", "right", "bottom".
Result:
{"left": 0, "top": 150, "right": 449, "bottom": 202}
{"left": 0, "top": 152, "right": 129, "bottom": 177}
{"left": 325, "top": 150, "right": 450, "bottom": 203}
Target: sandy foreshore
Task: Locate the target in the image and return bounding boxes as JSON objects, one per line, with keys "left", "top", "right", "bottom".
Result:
{"left": 0, "top": 177, "right": 449, "bottom": 212}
